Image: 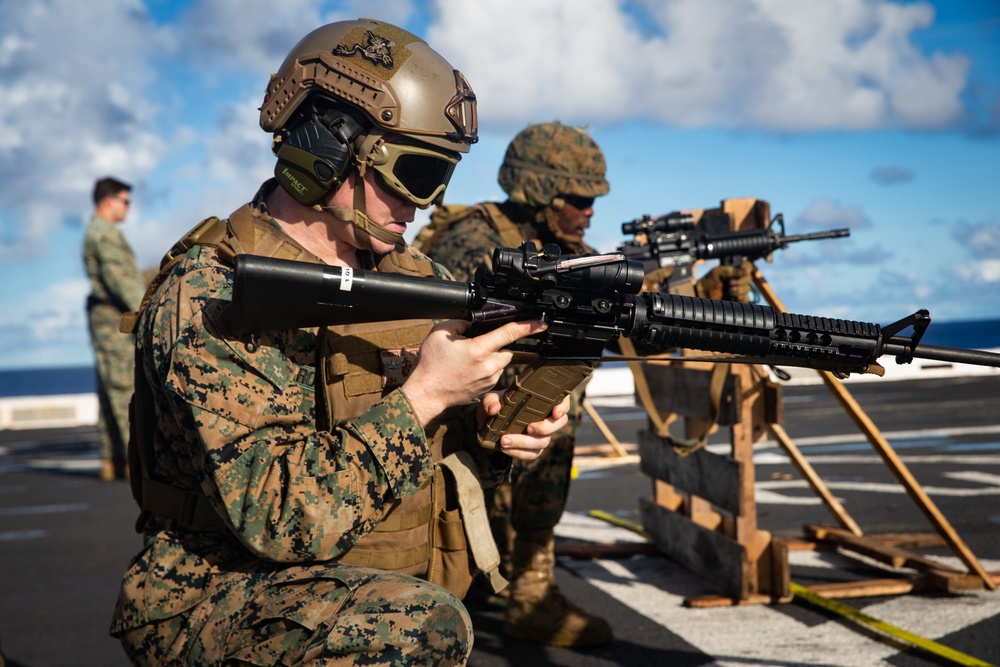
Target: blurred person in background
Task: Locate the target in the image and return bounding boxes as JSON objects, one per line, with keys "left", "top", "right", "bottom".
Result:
{"left": 83, "top": 176, "right": 144, "bottom": 481}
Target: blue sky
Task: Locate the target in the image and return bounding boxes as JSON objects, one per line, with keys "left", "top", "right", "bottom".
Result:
{"left": 0, "top": 0, "right": 998, "bottom": 370}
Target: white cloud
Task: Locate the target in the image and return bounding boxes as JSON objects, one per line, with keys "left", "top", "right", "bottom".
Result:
{"left": 0, "top": 276, "right": 91, "bottom": 368}
{"left": 428, "top": 0, "right": 971, "bottom": 131}
{"left": 174, "top": 0, "right": 418, "bottom": 75}
{"left": 0, "top": 0, "right": 170, "bottom": 259}
{"left": 27, "top": 278, "right": 91, "bottom": 340}
{"left": 127, "top": 96, "right": 275, "bottom": 268}
{"left": 177, "top": 0, "right": 337, "bottom": 74}
{"left": 953, "top": 259, "right": 1000, "bottom": 284}
{"left": 798, "top": 198, "right": 871, "bottom": 230}
{"left": 952, "top": 221, "right": 1000, "bottom": 260}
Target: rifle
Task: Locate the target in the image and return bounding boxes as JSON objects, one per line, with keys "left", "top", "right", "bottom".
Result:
{"left": 618, "top": 211, "right": 850, "bottom": 288}
{"left": 228, "top": 243, "right": 1000, "bottom": 449}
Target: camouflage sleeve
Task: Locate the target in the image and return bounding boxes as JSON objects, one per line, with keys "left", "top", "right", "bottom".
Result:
{"left": 146, "top": 252, "right": 433, "bottom": 562}
{"left": 91, "top": 219, "right": 145, "bottom": 312}
{"left": 426, "top": 215, "right": 503, "bottom": 282}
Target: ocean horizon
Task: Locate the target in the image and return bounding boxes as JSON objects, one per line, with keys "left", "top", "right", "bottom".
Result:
{"left": 1, "top": 317, "right": 998, "bottom": 399}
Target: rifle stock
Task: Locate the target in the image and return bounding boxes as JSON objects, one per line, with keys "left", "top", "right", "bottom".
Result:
{"left": 228, "top": 246, "right": 1000, "bottom": 448}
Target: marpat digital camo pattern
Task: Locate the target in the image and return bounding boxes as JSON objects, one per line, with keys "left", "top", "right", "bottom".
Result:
{"left": 498, "top": 122, "right": 609, "bottom": 208}
{"left": 83, "top": 214, "right": 145, "bottom": 463}
{"left": 111, "top": 184, "right": 486, "bottom": 665}
{"left": 427, "top": 212, "right": 505, "bottom": 283}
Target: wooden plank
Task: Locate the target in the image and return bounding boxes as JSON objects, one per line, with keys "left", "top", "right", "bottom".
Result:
{"left": 689, "top": 495, "right": 724, "bottom": 532}
{"left": 805, "top": 524, "right": 964, "bottom": 574}
{"left": 865, "top": 532, "right": 947, "bottom": 550}
{"left": 802, "top": 571, "right": 998, "bottom": 598}
{"left": 554, "top": 540, "right": 660, "bottom": 560}
{"left": 729, "top": 366, "right": 760, "bottom": 544}
{"left": 774, "top": 536, "right": 824, "bottom": 551}
{"left": 685, "top": 592, "right": 790, "bottom": 608}
{"left": 653, "top": 480, "right": 684, "bottom": 511}
{"left": 922, "top": 569, "right": 994, "bottom": 592}
{"left": 639, "top": 430, "right": 742, "bottom": 514}
{"left": 640, "top": 497, "right": 749, "bottom": 599}
{"left": 574, "top": 442, "right": 637, "bottom": 457}
{"left": 761, "top": 536, "right": 790, "bottom": 599}
{"left": 722, "top": 197, "right": 770, "bottom": 233}
{"left": 804, "top": 578, "right": 919, "bottom": 599}
{"left": 642, "top": 364, "right": 740, "bottom": 424}
{"left": 580, "top": 398, "right": 630, "bottom": 457}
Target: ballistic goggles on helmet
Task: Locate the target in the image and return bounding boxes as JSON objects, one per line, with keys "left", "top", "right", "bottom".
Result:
{"left": 367, "top": 137, "right": 460, "bottom": 207}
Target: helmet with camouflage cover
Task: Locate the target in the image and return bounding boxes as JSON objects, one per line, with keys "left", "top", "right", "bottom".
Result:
{"left": 260, "top": 18, "right": 478, "bottom": 224}
{"left": 498, "top": 122, "right": 609, "bottom": 208}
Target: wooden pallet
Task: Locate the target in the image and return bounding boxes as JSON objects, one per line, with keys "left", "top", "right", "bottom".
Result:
{"left": 630, "top": 198, "right": 995, "bottom": 605}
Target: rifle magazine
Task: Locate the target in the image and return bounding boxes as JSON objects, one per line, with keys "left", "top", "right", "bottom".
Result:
{"left": 477, "top": 358, "right": 595, "bottom": 450}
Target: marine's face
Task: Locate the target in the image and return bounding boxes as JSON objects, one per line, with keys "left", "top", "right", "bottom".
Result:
{"left": 320, "top": 168, "right": 416, "bottom": 255}
{"left": 103, "top": 190, "right": 131, "bottom": 223}
{"left": 363, "top": 169, "right": 417, "bottom": 254}
{"left": 556, "top": 195, "right": 595, "bottom": 239}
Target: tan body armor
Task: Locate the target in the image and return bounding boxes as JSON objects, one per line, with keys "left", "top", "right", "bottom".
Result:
{"left": 125, "top": 203, "right": 503, "bottom": 599}
{"left": 319, "top": 253, "right": 483, "bottom": 596}
{"left": 414, "top": 202, "right": 528, "bottom": 255}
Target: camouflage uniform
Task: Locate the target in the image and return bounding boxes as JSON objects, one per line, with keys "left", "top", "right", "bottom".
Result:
{"left": 111, "top": 182, "right": 506, "bottom": 666}
{"left": 424, "top": 122, "right": 613, "bottom": 647}
{"left": 83, "top": 214, "right": 144, "bottom": 469}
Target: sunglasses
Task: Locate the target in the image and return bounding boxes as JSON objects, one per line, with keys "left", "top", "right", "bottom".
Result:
{"left": 115, "top": 194, "right": 132, "bottom": 206}
{"left": 367, "top": 139, "right": 460, "bottom": 207}
{"left": 560, "top": 194, "right": 595, "bottom": 210}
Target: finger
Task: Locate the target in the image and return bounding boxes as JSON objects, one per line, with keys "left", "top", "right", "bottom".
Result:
{"left": 529, "top": 411, "right": 569, "bottom": 437}
{"left": 498, "top": 433, "right": 550, "bottom": 461}
{"left": 473, "top": 319, "right": 547, "bottom": 352}
{"left": 552, "top": 395, "right": 571, "bottom": 420}
{"left": 715, "top": 265, "right": 735, "bottom": 278}
{"left": 480, "top": 392, "right": 502, "bottom": 417}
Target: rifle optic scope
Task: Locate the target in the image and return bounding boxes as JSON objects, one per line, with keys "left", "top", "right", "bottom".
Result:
{"left": 621, "top": 211, "right": 696, "bottom": 236}
{"left": 492, "top": 243, "right": 645, "bottom": 296}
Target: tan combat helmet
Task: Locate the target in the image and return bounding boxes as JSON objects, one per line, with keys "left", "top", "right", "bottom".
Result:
{"left": 260, "top": 18, "right": 478, "bottom": 250}
{"left": 498, "top": 121, "right": 609, "bottom": 208}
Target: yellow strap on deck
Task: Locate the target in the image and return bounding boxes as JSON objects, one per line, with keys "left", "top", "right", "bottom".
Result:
{"left": 790, "top": 582, "right": 996, "bottom": 667}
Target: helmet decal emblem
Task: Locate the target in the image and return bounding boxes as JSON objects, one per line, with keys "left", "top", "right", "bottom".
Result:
{"left": 333, "top": 30, "right": 395, "bottom": 68}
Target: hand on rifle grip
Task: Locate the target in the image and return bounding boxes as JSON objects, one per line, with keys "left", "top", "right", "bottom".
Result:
{"left": 695, "top": 261, "right": 754, "bottom": 302}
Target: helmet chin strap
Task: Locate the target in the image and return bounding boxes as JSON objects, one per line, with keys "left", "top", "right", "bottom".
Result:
{"left": 313, "top": 132, "right": 405, "bottom": 252}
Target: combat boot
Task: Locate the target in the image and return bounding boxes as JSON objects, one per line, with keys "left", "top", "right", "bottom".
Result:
{"left": 503, "top": 528, "right": 612, "bottom": 647}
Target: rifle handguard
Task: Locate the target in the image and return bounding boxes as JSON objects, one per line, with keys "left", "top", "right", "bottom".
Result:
{"left": 477, "top": 358, "right": 595, "bottom": 450}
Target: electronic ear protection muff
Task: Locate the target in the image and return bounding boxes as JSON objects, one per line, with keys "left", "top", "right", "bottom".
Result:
{"left": 273, "top": 97, "right": 368, "bottom": 206}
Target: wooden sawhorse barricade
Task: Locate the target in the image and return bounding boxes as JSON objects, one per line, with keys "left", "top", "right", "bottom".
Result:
{"left": 630, "top": 273, "right": 999, "bottom": 608}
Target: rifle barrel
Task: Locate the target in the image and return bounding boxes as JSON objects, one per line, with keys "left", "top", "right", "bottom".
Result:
{"left": 784, "top": 228, "right": 851, "bottom": 243}
{"left": 881, "top": 339, "right": 1000, "bottom": 368}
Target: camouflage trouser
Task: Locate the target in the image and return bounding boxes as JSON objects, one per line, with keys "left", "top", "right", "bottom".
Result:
{"left": 116, "top": 564, "right": 472, "bottom": 666}
{"left": 87, "top": 304, "right": 134, "bottom": 462}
